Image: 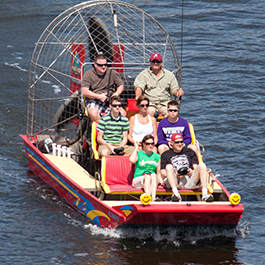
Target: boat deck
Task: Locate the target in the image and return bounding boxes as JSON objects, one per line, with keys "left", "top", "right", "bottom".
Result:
{"left": 44, "top": 154, "right": 100, "bottom": 191}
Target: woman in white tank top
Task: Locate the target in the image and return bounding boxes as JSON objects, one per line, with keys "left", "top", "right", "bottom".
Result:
{"left": 128, "top": 96, "right": 158, "bottom": 146}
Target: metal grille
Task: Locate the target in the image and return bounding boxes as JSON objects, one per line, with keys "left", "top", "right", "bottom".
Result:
{"left": 27, "top": 0, "right": 181, "bottom": 136}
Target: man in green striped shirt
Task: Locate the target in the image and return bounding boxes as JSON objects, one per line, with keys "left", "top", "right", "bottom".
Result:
{"left": 97, "top": 96, "right": 134, "bottom": 156}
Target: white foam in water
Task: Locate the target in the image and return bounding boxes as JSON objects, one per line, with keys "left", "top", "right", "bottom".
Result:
{"left": 84, "top": 224, "right": 122, "bottom": 239}
{"left": 236, "top": 220, "right": 250, "bottom": 239}
{"left": 82, "top": 224, "right": 238, "bottom": 244}
{"left": 4, "top": 62, "right": 27, "bottom": 72}
{"left": 52, "top": 85, "right": 61, "bottom": 94}
{"left": 42, "top": 79, "right": 51, "bottom": 84}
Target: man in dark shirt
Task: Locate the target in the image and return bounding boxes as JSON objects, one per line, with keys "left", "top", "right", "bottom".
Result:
{"left": 81, "top": 54, "right": 124, "bottom": 121}
{"left": 161, "top": 133, "right": 214, "bottom": 202}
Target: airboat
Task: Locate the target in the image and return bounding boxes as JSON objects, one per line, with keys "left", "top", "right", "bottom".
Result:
{"left": 20, "top": 0, "right": 243, "bottom": 229}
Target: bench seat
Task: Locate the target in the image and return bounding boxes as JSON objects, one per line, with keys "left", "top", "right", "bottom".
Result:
{"left": 100, "top": 156, "right": 204, "bottom": 195}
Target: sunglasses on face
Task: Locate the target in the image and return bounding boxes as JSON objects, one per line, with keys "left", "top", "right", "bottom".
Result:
{"left": 96, "top": 63, "right": 107, "bottom": 67}
{"left": 139, "top": 104, "right": 149, "bottom": 108}
{"left": 174, "top": 141, "right": 183, "bottom": 144}
{"left": 111, "top": 104, "right": 122, "bottom": 108}
{"left": 168, "top": 109, "right": 179, "bottom": 112}
{"left": 144, "top": 142, "right": 154, "bottom": 146}
{"left": 151, "top": 60, "right": 162, "bottom": 64}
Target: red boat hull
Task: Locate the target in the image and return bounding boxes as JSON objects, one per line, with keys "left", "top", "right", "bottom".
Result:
{"left": 20, "top": 135, "right": 243, "bottom": 228}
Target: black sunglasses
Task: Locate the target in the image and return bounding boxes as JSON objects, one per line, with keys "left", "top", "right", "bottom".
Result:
{"left": 139, "top": 104, "right": 149, "bottom": 108}
{"left": 174, "top": 141, "right": 183, "bottom": 144}
{"left": 144, "top": 142, "right": 154, "bottom": 146}
{"left": 96, "top": 63, "right": 107, "bottom": 67}
{"left": 168, "top": 109, "right": 179, "bottom": 112}
{"left": 111, "top": 104, "right": 122, "bottom": 108}
{"left": 151, "top": 60, "right": 162, "bottom": 64}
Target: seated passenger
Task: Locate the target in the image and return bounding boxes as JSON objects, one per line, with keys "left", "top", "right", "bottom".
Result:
{"left": 81, "top": 53, "right": 125, "bottom": 121}
{"left": 129, "top": 135, "right": 161, "bottom": 201}
{"left": 160, "top": 133, "right": 214, "bottom": 202}
{"left": 134, "top": 52, "right": 184, "bottom": 117}
{"left": 157, "top": 100, "right": 192, "bottom": 154}
{"left": 128, "top": 96, "right": 158, "bottom": 146}
{"left": 97, "top": 96, "right": 134, "bottom": 156}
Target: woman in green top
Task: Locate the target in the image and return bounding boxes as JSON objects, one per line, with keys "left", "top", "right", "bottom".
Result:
{"left": 129, "top": 135, "right": 161, "bottom": 201}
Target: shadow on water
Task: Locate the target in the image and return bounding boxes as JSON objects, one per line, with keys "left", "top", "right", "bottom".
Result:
{"left": 82, "top": 223, "right": 245, "bottom": 265}
{"left": 117, "top": 237, "right": 242, "bottom": 265}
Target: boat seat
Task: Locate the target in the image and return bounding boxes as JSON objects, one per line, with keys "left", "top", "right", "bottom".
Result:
{"left": 188, "top": 122, "right": 203, "bottom": 163}
{"left": 100, "top": 156, "right": 205, "bottom": 195}
{"left": 91, "top": 121, "right": 100, "bottom": 160}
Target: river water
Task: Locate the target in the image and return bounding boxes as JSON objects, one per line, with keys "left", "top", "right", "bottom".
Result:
{"left": 0, "top": 0, "right": 264, "bottom": 264}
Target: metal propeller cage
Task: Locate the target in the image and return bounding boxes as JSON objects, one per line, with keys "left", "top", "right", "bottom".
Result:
{"left": 27, "top": 0, "right": 181, "bottom": 137}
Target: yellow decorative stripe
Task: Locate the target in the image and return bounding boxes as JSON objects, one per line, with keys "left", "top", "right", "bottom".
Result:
{"left": 188, "top": 123, "right": 203, "bottom": 163}
{"left": 27, "top": 153, "right": 78, "bottom": 199}
{"left": 188, "top": 123, "right": 196, "bottom": 145}
{"left": 100, "top": 156, "right": 111, "bottom": 193}
{"left": 91, "top": 121, "right": 100, "bottom": 160}
{"left": 86, "top": 210, "right": 110, "bottom": 221}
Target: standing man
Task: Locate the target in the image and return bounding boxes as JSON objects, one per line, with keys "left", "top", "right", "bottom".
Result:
{"left": 134, "top": 52, "right": 184, "bottom": 116}
{"left": 81, "top": 54, "right": 124, "bottom": 121}
{"left": 161, "top": 133, "right": 214, "bottom": 202}
{"left": 97, "top": 96, "right": 133, "bottom": 156}
{"left": 157, "top": 100, "right": 191, "bottom": 154}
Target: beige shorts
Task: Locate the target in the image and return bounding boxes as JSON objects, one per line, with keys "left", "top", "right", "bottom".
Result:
{"left": 98, "top": 144, "right": 134, "bottom": 156}
{"left": 178, "top": 172, "right": 199, "bottom": 189}
{"left": 148, "top": 104, "right": 167, "bottom": 116}
{"left": 163, "top": 172, "right": 199, "bottom": 189}
{"left": 132, "top": 176, "right": 145, "bottom": 188}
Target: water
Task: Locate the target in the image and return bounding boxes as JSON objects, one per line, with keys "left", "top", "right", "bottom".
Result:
{"left": 0, "top": 0, "right": 264, "bottom": 264}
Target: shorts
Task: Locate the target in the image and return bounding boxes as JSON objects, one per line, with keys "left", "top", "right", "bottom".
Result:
{"left": 86, "top": 99, "right": 110, "bottom": 114}
{"left": 178, "top": 172, "right": 200, "bottom": 189}
{"left": 163, "top": 171, "right": 200, "bottom": 189}
{"left": 148, "top": 104, "right": 167, "bottom": 116}
{"left": 132, "top": 176, "right": 145, "bottom": 188}
{"left": 98, "top": 144, "right": 134, "bottom": 156}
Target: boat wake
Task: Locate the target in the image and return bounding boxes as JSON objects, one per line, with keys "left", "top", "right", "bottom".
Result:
{"left": 236, "top": 220, "right": 250, "bottom": 239}
{"left": 83, "top": 223, "right": 241, "bottom": 245}
{"left": 4, "top": 61, "right": 27, "bottom": 72}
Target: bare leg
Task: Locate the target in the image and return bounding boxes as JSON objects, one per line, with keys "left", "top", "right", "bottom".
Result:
{"left": 166, "top": 164, "right": 181, "bottom": 200}
{"left": 158, "top": 144, "right": 169, "bottom": 155}
{"left": 147, "top": 106, "right": 156, "bottom": 117}
{"left": 88, "top": 108, "right": 100, "bottom": 122}
{"left": 197, "top": 162, "right": 208, "bottom": 189}
{"left": 151, "top": 173, "right": 157, "bottom": 201}
{"left": 193, "top": 163, "right": 213, "bottom": 201}
{"left": 144, "top": 174, "right": 151, "bottom": 196}
{"left": 98, "top": 145, "right": 111, "bottom": 156}
{"left": 166, "top": 164, "right": 178, "bottom": 190}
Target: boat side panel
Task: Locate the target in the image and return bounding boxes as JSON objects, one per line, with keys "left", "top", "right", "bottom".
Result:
{"left": 114, "top": 204, "right": 244, "bottom": 226}
{"left": 20, "top": 135, "right": 126, "bottom": 228}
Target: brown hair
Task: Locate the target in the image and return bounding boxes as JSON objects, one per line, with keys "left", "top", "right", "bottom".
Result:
{"left": 94, "top": 53, "right": 107, "bottom": 62}
{"left": 137, "top": 95, "right": 150, "bottom": 106}
{"left": 109, "top": 95, "right": 122, "bottom": 105}
{"left": 167, "top": 100, "right": 179, "bottom": 109}
{"left": 142, "top": 134, "right": 154, "bottom": 144}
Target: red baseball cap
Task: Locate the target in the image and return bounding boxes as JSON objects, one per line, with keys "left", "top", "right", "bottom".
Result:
{"left": 150, "top": 52, "right": 163, "bottom": 62}
{"left": 171, "top": 133, "right": 183, "bottom": 142}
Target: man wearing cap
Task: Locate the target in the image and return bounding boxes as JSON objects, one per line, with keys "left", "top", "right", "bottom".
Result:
{"left": 160, "top": 133, "right": 214, "bottom": 202}
{"left": 134, "top": 52, "right": 184, "bottom": 116}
